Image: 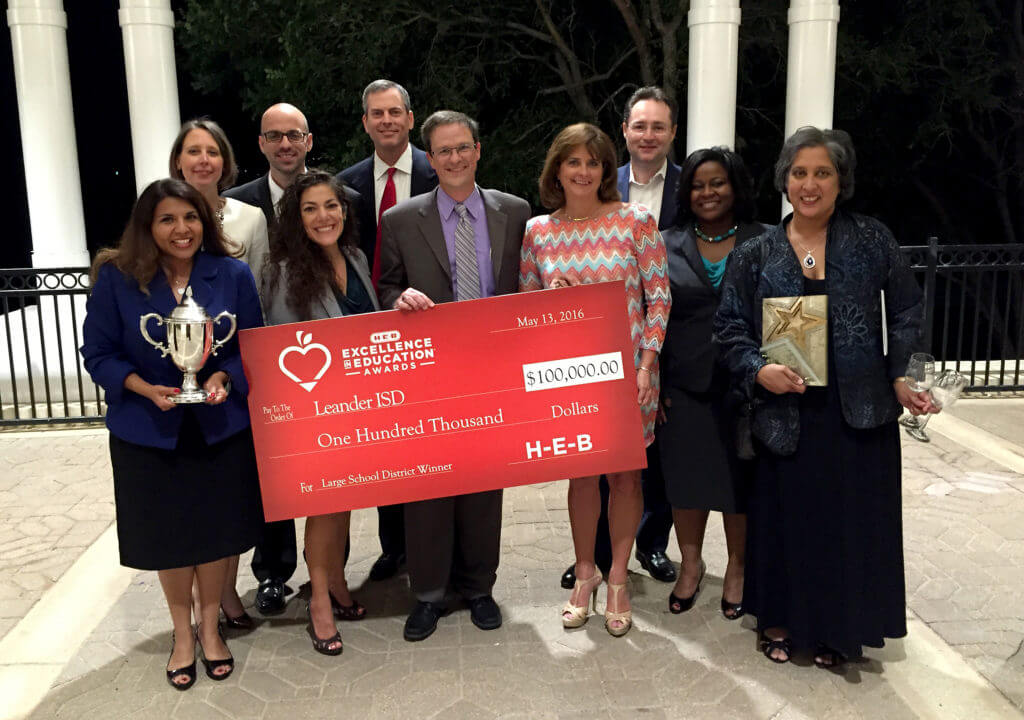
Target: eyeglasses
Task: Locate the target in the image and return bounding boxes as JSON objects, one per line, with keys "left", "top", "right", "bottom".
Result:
{"left": 431, "top": 142, "right": 477, "bottom": 159}
{"left": 261, "top": 130, "right": 309, "bottom": 144}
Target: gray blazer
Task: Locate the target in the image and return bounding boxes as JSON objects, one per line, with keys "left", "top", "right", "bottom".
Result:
{"left": 376, "top": 187, "right": 531, "bottom": 309}
{"left": 261, "top": 246, "right": 381, "bottom": 326}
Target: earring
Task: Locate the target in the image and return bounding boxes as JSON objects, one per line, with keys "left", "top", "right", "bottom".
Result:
{"left": 555, "top": 178, "right": 562, "bottom": 189}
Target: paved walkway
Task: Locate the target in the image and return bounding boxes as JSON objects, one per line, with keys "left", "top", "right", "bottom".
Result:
{"left": 1, "top": 399, "right": 1024, "bottom": 719}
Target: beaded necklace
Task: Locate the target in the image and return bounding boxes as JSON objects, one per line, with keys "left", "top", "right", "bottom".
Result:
{"left": 694, "top": 223, "right": 738, "bottom": 243}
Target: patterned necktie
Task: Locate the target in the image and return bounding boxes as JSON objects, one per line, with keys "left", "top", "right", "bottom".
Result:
{"left": 453, "top": 202, "right": 481, "bottom": 301}
{"left": 372, "top": 167, "right": 397, "bottom": 288}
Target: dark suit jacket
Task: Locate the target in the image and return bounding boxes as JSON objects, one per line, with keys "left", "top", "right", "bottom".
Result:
{"left": 223, "top": 173, "right": 275, "bottom": 226}
{"left": 224, "top": 172, "right": 365, "bottom": 234}
{"left": 81, "top": 252, "right": 263, "bottom": 449}
{"left": 337, "top": 146, "right": 438, "bottom": 272}
{"left": 713, "top": 211, "right": 924, "bottom": 455}
{"left": 660, "top": 222, "right": 768, "bottom": 394}
{"left": 261, "top": 247, "right": 380, "bottom": 326}
{"left": 376, "top": 187, "right": 531, "bottom": 310}
{"left": 617, "top": 160, "right": 682, "bottom": 231}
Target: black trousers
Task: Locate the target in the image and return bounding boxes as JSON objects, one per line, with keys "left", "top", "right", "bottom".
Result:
{"left": 377, "top": 502, "right": 406, "bottom": 557}
{"left": 250, "top": 519, "right": 297, "bottom": 583}
{"left": 593, "top": 440, "right": 672, "bottom": 571}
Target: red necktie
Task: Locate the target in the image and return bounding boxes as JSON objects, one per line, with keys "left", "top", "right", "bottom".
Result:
{"left": 372, "top": 167, "right": 398, "bottom": 288}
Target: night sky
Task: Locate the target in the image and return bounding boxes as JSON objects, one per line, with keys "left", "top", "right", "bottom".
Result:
{"left": 1, "top": 1, "right": 259, "bottom": 269}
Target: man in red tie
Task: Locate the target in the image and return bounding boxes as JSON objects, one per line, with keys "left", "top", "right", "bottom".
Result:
{"left": 337, "top": 80, "right": 438, "bottom": 580}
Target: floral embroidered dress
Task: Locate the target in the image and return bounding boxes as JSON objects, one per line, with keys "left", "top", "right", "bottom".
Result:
{"left": 519, "top": 204, "right": 671, "bottom": 446}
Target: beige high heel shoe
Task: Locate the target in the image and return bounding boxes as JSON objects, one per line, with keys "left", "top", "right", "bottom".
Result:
{"left": 562, "top": 569, "right": 603, "bottom": 628}
{"left": 604, "top": 581, "right": 632, "bottom": 637}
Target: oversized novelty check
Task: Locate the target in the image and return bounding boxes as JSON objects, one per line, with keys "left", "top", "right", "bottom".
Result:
{"left": 238, "top": 282, "right": 647, "bottom": 521}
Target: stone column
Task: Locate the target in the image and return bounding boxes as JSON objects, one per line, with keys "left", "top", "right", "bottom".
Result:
{"left": 686, "top": 0, "right": 742, "bottom": 154}
{"left": 6, "top": 0, "right": 88, "bottom": 267}
{"left": 783, "top": 0, "right": 841, "bottom": 213}
{"left": 118, "top": 0, "right": 180, "bottom": 195}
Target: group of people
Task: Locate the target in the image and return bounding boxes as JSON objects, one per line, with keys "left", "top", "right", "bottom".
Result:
{"left": 80, "top": 78, "right": 935, "bottom": 691}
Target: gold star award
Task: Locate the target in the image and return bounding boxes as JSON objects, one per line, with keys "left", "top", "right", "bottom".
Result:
{"left": 760, "top": 295, "right": 828, "bottom": 386}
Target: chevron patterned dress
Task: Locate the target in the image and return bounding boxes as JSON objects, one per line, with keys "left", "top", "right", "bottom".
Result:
{"left": 519, "top": 204, "right": 671, "bottom": 446}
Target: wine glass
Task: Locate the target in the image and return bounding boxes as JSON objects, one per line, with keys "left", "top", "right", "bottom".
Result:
{"left": 900, "top": 353, "right": 935, "bottom": 442}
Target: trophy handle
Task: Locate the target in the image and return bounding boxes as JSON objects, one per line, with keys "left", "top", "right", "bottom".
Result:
{"left": 139, "top": 313, "right": 171, "bottom": 357}
{"left": 209, "top": 311, "right": 238, "bottom": 356}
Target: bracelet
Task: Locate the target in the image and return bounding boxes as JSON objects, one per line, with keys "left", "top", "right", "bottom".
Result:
{"left": 637, "top": 367, "right": 652, "bottom": 374}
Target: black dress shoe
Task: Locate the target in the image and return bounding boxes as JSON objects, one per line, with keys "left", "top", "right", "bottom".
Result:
{"left": 368, "top": 552, "right": 406, "bottom": 581}
{"left": 560, "top": 563, "right": 576, "bottom": 590}
{"left": 403, "top": 601, "right": 448, "bottom": 641}
{"left": 468, "top": 595, "right": 502, "bottom": 630}
{"left": 636, "top": 549, "right": 677, "bottom": 582}
{"left": 254, "top": 578, "right": 287, "bottom": 615}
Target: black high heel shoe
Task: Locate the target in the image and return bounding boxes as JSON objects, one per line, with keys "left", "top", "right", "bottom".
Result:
{"left": 668, "top": 561, "right": 705, "bottom": 614}
{"left": 197, "top": 624, "right": 234, "bottom": 680}
{"left": 307, "top": 603, "right": 343, "bottom": 655}
{"left": 220, "top": 604, "right": 255, "bottom": 630}
{"left": 329, "top": 591, "right": 367, "bottom": 622}
{"left": 165, "top": 631, "right": 196, "bottom": 691}
{"left": 720, "top": 597, "right": 744, "bottom": 620}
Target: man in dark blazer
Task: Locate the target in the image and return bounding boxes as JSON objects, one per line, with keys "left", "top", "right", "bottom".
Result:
{"left": 378, "top": 110, "right": 530, "bottom": 642}
{"left": 561, "top": 87, "right": 682, "bottom": 591}
{"left": 224, "top": 103, "right": 315, "bottom": 226}
{"left": 336, "top": 80, "right": 438, "bottom": 582}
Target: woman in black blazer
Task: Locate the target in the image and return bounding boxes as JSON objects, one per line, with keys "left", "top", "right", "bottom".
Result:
{"left": 260, "top": 171, "right": 379, "bottom": 655}
{"left": 658, "top": 148, "right": 766, "bottom": 619}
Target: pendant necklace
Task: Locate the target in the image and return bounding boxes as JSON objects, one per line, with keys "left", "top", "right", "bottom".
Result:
{"left": 694, "top": 223, "right": 738, "bottom": 243}
{"left": 794, "top": 240, "right": 817, "bottom": 269}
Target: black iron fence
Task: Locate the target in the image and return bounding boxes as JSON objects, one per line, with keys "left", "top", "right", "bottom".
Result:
{"left": 1, "top": 247, "right": 1022, "bottom": 426}
{"left": 0, "top": 268, "right": 104, "bottom": 426}
{"left": 903, "top": 239, "right": 1024, "bottom": 393}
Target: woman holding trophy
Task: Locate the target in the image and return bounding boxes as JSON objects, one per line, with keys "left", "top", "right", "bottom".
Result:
{"left": 714, "top": 127, "right": 933, "bottom": 668}
{"left": 82, "top": 178, "right": 264, "bottom": 689}
{"left": 259, "top": 170, "right": 376, "bottom": 655}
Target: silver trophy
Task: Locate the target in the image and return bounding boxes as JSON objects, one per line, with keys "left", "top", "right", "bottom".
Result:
{"left": 140, "top": 286, "right": 237, "bottom": 404}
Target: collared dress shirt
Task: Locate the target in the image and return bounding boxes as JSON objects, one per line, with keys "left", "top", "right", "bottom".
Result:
{"left": 628, "top": 158, "right": 669, "bottom": 226}
{"left": 436, "top": 185, "right": 495, "bottom": 299}
{"left": 373, "top": 143, "right": 413, "bottom": 214}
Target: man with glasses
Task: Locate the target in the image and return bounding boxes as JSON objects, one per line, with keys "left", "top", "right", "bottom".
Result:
{"left": 559, "top": 86, "right": 681, "bottom": 592}
{"left": 336, "top": 80, "right": 437, "bottom": 583}
{"left": 226, "top": 103, "right": 316, "bottom": 226}
{"left": 377, "top": 110, "right": 529, "bottom": 641}
{"left": 225, "top": 102, "right": 363, "bottom": 616}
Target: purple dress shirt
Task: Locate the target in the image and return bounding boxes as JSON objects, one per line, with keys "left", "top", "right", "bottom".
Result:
{"left": 436, "top": 186, "right": 495, "bottom": 299}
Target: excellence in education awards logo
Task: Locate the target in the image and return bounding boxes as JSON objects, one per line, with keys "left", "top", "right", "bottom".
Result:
{"left": 278, "top": 331, "right": 332, "bottom": 392}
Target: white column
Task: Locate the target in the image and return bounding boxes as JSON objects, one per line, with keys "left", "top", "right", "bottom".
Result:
{"left": 686, "top": 0, "right": 742, "bottom": 154}
{"left": 784, "top": 0, "right": 840, "bottom": 136}
{"left": 782, "top": 0, "right": 840, "bottom": 214}
{"left": 6, "top": 0, "right": 88, "bottom": 268}
{"left": 118, "top": 0, "right": 180, "bottom": 196}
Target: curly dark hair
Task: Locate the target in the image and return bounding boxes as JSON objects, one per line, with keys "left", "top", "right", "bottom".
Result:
{"left": 675, "top": 147, "right": 758, "bottom": 227}
{"left": 262, "top": 170, "right": 359, "bottom": 318}
{"left": 90, "top": 178, "right": 232, "bottom": 294}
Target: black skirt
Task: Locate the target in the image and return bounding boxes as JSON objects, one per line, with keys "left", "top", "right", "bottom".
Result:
{"left": 744, "top": 280, "right": 906, "bottom": 657}
{"left": 109, "top": 410, "right": 264, "bottom": 570}
{"left": 658, "top": 384, "right": 752, "bottom": 513}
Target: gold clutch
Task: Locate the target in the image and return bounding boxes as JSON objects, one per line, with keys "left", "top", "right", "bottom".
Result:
{"left": 760, "top": 295, "right": 828, "bottom": 386}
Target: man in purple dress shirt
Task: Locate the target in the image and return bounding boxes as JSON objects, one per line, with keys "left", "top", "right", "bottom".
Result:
{"left": 377, "top": 110, "right": 531, "bottom": 641}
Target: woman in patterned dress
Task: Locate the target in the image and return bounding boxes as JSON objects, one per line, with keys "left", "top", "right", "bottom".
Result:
{"left": 520, "top": 123, "right": 671, "bottom": 637}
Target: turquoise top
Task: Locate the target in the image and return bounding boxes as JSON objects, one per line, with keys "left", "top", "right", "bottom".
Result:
{"left": 702, "top": 255, "right": 728, "bottom": 288}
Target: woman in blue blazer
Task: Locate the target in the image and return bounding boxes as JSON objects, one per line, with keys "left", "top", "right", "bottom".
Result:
{"left": 714, "top": 128, "right": 932, "bottom": 668}
{"left": 260, "top": 170, "right": 380, "bottom": 656}
{"left": 81, "top": 179, "right": 264, "bottom": 690}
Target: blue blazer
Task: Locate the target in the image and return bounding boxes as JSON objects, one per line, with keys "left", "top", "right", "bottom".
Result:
{"left": 81, "top": 252, "right": 264, "bottom": 449}
{"left": 713, "top": 211, "right": 924, "bottom": 455}
{"left": 337, "top": 145, "right": 438, "bottom": 273}
{"left": 617, "top": 160, "right": 681, "bottom": 231}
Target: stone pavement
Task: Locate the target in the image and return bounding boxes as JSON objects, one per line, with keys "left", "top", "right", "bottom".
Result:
{"left": 2, "top": 400, "right": 1024, "bottom": 719}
